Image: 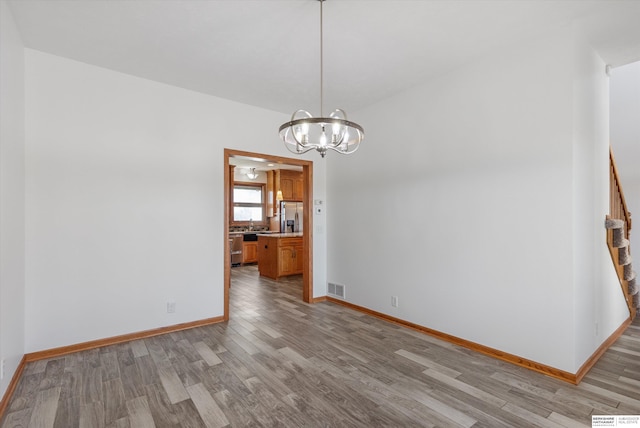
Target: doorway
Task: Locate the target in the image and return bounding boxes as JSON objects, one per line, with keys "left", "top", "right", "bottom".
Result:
{"left": 223, "top": 148, "right": 313, "bottom": 321}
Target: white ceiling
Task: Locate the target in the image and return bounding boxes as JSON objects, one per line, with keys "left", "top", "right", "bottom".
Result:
{"left": 229, "top": 155, "right": 302, "bottom": 172}
{"left": 7, "top": 0, "right": 640, "bottom": 117}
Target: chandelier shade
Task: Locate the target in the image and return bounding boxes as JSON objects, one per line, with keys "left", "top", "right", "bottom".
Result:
{"left": 279, "top": 0, "right": 364, "bottom": 158}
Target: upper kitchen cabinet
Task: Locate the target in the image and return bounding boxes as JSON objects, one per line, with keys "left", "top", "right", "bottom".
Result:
{"left": 265, "top": 168, "right": 304, "bottom": 218}
{"left": 266, "top": 170, "right": 275, "bottom": 217}
{"left": 277, "top": 170, "right": 304, "bottom": 201}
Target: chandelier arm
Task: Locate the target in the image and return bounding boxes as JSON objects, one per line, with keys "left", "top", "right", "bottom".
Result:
{"left": 285, "top": 143, "right": 317, "bottom": 155}
{"left": 325, "top": 138, "right": 362, "bottom": 155}
{"left": 282, "top": 128, "right": 312, "bottom": 155}
{"left": 292, "top": 109, "right": 313, "bottom": 121}
{"left": 329, "top": 108, "right": 347, "bottom": 119}
{"left": 288, "top": 128, "right": 313, "bottom": 152}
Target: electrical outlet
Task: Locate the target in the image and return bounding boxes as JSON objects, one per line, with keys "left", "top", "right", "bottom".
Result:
{"left": 167, "top": 302, "right": 176, "bottom": 313}
{"left": 1, "top": 358, "right": 5, "bottom": 380}
{"left": 391, "top": 296, "right": 399, "bottom": 308}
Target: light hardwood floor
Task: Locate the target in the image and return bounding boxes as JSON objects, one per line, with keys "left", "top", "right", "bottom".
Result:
{"left": 2, "top": 265, "right": 640, "bottom": 427}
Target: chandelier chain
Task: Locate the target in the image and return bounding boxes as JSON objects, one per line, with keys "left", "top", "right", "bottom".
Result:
{"left": 319, "top": 0, "right": 324, "bottom": 117}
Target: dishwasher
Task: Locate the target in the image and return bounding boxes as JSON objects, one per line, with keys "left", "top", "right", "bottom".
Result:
{"left": 230, "top": 234, "right": 243, "bottom": 267}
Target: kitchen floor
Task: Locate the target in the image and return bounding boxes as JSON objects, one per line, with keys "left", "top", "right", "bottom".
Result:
{"left": 229, "top": 264, "right": 303, "bottom": 310}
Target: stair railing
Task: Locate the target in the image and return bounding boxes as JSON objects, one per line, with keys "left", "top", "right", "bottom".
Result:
{"left": 607, "top": 146, "right": 636, "bottom": 319}
{"left": 610, "top": 147, "right": 632, "bottom": 237}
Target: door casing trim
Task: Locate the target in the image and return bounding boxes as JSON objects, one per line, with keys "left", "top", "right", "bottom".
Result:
{"left": 224, "top": 148, "right": 314, "bottom": 320}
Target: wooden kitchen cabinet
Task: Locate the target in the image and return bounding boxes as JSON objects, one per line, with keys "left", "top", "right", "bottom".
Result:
{"left": 275, "top": 170, "right": 304, "bottom": 202}
{"left": 258, "top": 235, "right": 303, "bottom": 279}
{"left": 294, "top": 177, "right": 304, "bottom": 201}
{"left": 279, "top": 245, "right": 296, "bottom": 275}
{"left": 266, "top": 170, "right": 275, "bottom": 217}
{"left": 257, "top": 236, "right": 277, "bottom": 278}
{"left": 292, "top": 239, "right": 304, "bottom": 273}
{"left": 242, "top": 241, "right": 258, "bottom": 264}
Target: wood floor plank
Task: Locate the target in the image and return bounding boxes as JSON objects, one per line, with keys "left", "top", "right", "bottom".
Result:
{"left": 610, "top": 346, "right": 640, "bottom": 357}
{"left": 41, "top": 359, "right": 65, "bottom": 391}
{"left": 28, "top": 387, "right": 61, "bottom": 428}
{"left": 141, "top": 383, "right": 181, "bottom": 427}
{"left": 326, "top": 339, "right": 370, "bottom": 363}
{"left": 129, "top": 340, "right": 149, "bottom": 358}
{"left": 489, "top": 371, "right": 556, "bottom": 400}
{"left": 107, "top": 417, "right": 131, "bottom": 428}
{"left": 395, "top": 348, "right": 463, "bottom": 378}
{"left": 185, "top": 383, "right": 229, "bottom": 428}
{"left": 578, "top": 381, "right": 640, "bottom": 408}
{"left": 621, "top": 376, "right": 640, "bottom": 388}
{"left": 421, "top": 368, "right": 507, "bottom": 409}
{"left": 134, "top": 355, "right": 160, "bottom": 387}
{"left": 170, "top": 400, "right": 207, "bottom": 428}
{"left": 253, "top": 322, "right": 282, "bottom": 339}
{"left": 82, "top": 366, "right": 103, "bottom": 404}
{"left": 100, "top": 352, "right": 121, "bottom": 381}
{"left": 7, "top": 375, "right": 41, "bottom": 415}
{"left": 102, "top": 378, "right": 126, "bottom": 425}
{"left": 119, "top": 362, "right": 145, "bottom": 401}
{"left": 212, "top": 389, "right": 260, "bottom": 427}
{"left": 174, "top": 339, "right": 203, "bottom": 364}
{"left": 1, "top": 408, "right": 32, "bottom": 428}
{"left": 341, "top": 366, "right": 441, "bottom": 427}
{"left": 242, "top": 376, "right": 307, "bottom": 427}
{"left": 79, "top": 401, "right": 105, "bottom": 428}
{"left": 193, "top": 342, "right": 222, "bottom": 367}
{"left": 125, "top": 396, "right": 155, "bottom": 428}
{"left": 52, "top": 394, "right": 82, "bottom": 428}
{"left": 553, "top": 386, "right": 621, "bottom": 416}
{"left": 3, "top": 265, "right": 640, "bottom": 428}
{"left": 24, "top": 360, "right": 48, "bottom": 376}
{"left": 204, "top": 357, "right": 253, "bottom": 398}
{"left": 157, "top": 366, "right": 189, "bottom": 404}
{"left": 546, "top": 411, "right": 591, "bottom": 428}
{"left": 500, "top": 402, "right": 565, "bottom": 428}
{"left": 401, "top": 385, "right": 478, "bottom": 427}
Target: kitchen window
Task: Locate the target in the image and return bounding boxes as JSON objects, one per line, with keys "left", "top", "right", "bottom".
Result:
{"left": 232, "top": 183, "right": 265, "bottom": 224}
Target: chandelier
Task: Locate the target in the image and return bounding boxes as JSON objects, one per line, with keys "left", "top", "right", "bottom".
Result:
{"left": 246, "top": 168, "right": 258, "bottom": 180}
{"left": 279, "top": 0, "right": 364, "bottom": 158}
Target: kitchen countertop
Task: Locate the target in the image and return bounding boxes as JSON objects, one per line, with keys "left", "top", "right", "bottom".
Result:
{"left": 257, "top": 232, "right": 303, "bottom": 238}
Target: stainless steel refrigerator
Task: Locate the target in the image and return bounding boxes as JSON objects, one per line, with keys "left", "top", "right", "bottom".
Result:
{"left": 280, "top": 201, "right": 303, "bottom": 233}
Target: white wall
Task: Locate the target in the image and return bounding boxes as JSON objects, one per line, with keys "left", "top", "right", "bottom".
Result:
{"left": 327, "top": 28, "right": 626, "bottom": 373}
{"left": 0, "top": 0, "right": 26, "bottom": 397}
{"left": 571, "top": 33, "right": 628, "bottom": 370}
{"left": 24, "top": 50, "right": 327, "bottom": 352}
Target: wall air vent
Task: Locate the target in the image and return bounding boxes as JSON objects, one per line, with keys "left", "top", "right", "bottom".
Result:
{"left": 328, "top": 282, "right": 345, "bottom": 299}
